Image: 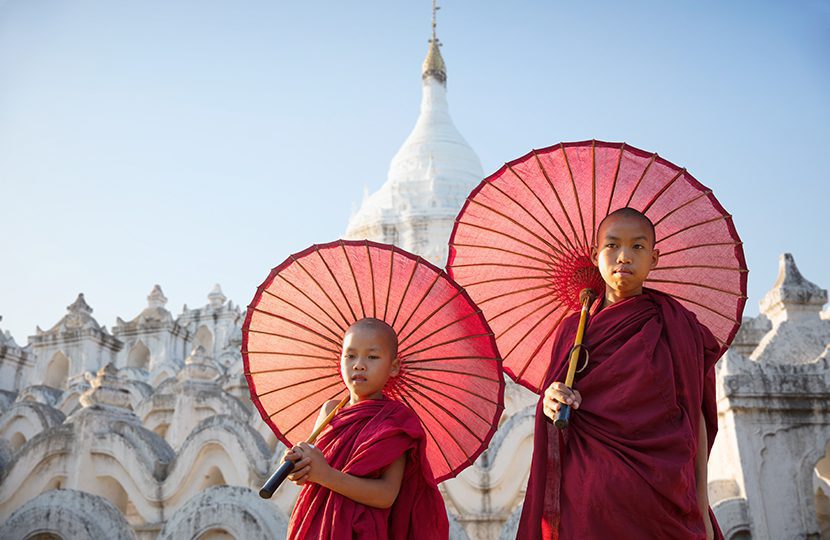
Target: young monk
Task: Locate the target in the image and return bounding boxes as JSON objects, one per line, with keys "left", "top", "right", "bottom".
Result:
{"left": 517, "top": 208, "right": 723, "bottom": 540}
{"left": 284, "top": 317, "right": 449, "bottom": 539}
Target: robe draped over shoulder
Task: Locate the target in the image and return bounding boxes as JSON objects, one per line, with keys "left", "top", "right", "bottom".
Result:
{"left": 517, "top": 289, "right": 724, "bottom": 540}
{"left": 287, "top": 398, "right": 449, "bottom": 540}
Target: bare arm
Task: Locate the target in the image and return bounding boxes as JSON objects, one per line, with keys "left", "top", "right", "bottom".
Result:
{"left": 317, "top": 452, "right": 405, "bottom": 508}
{"left": 312, "top": 399, "right": 340, "bottom": 433}
{"left": 696, "top": 414, "right": 714, "bottom": 540}
{"left": 288, "top": 442, "right": 406, "bottom": 508}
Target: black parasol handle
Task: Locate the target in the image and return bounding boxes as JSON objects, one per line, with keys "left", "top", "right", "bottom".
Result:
{"left": 259, "top": 459, "right": 296, "bottom": 499}
{"left": 553, "top": 404, "right": 572, "bottom": 429}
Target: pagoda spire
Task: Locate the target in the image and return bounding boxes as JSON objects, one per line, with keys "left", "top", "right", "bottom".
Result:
{"left": 422, "top": 0, "right": 446, "bottom": 85}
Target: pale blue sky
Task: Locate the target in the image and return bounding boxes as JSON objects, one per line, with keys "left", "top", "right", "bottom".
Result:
{"left": 1, "top": 0, "right": 828, "bottom": 343}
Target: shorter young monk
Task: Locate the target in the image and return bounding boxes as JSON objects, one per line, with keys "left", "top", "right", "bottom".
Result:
{"left": 284, "top": 317, "right": 449, "bottom": 539}
{"left": 518, "top": 208, "right": 723, "bottom": 539}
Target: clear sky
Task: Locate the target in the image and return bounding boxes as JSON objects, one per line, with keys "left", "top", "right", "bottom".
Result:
{"left": 1, "top": 0, "right": 828, "bottom": 344}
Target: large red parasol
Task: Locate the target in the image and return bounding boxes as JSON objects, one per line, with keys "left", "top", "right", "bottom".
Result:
{"left": 448, "top": 140, "right": 747, "bottom": 394}
{"left": 243, "top": 239, "right": 504, "bottom": 482}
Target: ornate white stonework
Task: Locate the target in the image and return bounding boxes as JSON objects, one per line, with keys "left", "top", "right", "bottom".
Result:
{"left": 113, "top": 285, "right": 189, "bottom": 387}
{"left": 706, "top": 254, "right": 830, "bottom": 539}
{"left": 0, "top": 286, "right": 294, "bottom": 540}
{"left": 0, "top": 316, "right": 31, "bottom": 393}
{"left": 4, "top": 261, "right": 826, "bottom": 540}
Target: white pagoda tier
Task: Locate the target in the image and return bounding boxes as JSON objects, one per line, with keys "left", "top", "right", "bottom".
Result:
{"left": 344, "top": 29, "right": 484, "bottom": 267}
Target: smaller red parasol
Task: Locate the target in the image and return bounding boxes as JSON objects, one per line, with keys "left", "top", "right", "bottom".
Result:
{"left": 243, "top": 239, "right": 504, "bottom": 484}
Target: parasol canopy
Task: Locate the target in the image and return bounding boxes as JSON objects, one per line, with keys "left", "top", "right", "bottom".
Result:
{"left": 448, "top": 140, "right": 747, "bottom": 394}
{"left": 243, "top": 239, "right": 504, "bottom": 482}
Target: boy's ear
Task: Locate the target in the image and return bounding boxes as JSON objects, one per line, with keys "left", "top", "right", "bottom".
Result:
{"left": 390, "top": 356, "right": 401, "bottom": 377}
{"left": 651, "top": 248, "right": 660, "bottom": 269}
{"left": 590, "top": 245, "right": 599, "bottom": 266}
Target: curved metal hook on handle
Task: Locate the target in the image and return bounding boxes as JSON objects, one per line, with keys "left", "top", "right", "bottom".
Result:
{"left": 571, "top": 343, "right": 590, "bottom": 374}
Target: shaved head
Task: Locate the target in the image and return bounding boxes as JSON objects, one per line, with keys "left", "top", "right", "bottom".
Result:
{"left": 597, "top": 207, "right": 656, "bottom": 247}
{"left": 345, "top": 318, "right": 399, "bottom": 358}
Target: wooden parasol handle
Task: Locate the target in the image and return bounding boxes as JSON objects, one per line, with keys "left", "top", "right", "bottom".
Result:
{"left": 259, "top": 395, "right": 350, "bottom": 498}
{"left": 553, "top": 289, "right": 597, "bottom": 429}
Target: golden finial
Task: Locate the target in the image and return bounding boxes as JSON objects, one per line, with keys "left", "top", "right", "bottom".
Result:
{"left": 422, "top": 0, "right": 446, "bottom": 84}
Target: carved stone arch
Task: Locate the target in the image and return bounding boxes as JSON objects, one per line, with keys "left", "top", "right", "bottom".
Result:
{"left": 713, "top": 497, "right": 751, "bottom": 539}
{"left": 126, "top": 340, "right": 151, "bottom": 370}
{"left": 193, "top": 326, "right": 214, "bottom": 355}
{"left": 43, "top": 352, "right": 69, "bottom": 389}
{"left": 199, "top": 465, "right": 227, "bottom": 491}
{"left": 0, "top": 489, "right": 136, "bottom": 540}
{"left": 812, "top": 436, "right": 830, "bottom": 539}
{"left": 165, "top": 441, "right": 244, "bottom": 503}
{"left": 195, "top": 529, "right": 234, "bottom": 540}
{"left": 88, "top": 475, "right": 143, "bottom": 526}
{"left": 0, "top": 425, "right": 75, "bottom": 510}
{"left": 794, "top": 428, "right": 830, "bottom": 537}
{"left": 9, "top": 431, "right": 26, "bottom": 451}
{"left": 163, "top": 415, "right": 271, "bottom": 502}
{"left": 0, "top": 401, "right": 65, "bottom": 453}
{"left": 158, "top": 485, "right": 287, "bottom": 540}
{"left": 151, "top": 366, "right": 177, "bottom": 387}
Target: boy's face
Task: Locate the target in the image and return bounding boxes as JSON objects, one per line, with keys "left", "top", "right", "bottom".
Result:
{"left": 340, "top": 325, "right": 399, "bottom": 402}
{"left": 591, "top": 214, "right": 659, "bottom": 300}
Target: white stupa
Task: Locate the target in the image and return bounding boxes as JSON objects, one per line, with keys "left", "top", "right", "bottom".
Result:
{"left": 344, "top": 15, "right": 484, "bottom": 267}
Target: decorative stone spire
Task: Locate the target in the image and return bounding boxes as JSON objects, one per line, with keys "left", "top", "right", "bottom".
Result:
{"left": 751, "top": 253, "right": 830, "bottom": 364}
{"left": 759, "top": 253, "right": 827, "bottom": 325}
{"left": 208, "top": 284, "right": 227, "bottom": 309}
{"left": 68, "top": 294, "right": 93, "bottom": 316}
{"left": 422, "top": 1, "right": 446, "bottom": 85}
{"left": 114, "top": 285, "right": 174, "bottom": 329}
{"left": 37, "top": 293, "right": 103, "bottom": 335}
{"left": 147, "top": 285, "right": 168, "bottom": 309}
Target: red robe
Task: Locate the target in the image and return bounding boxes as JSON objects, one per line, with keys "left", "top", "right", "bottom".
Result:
{"left": 287, "top": 398, "right": 449, "bottom": 540}
{"left": 517, "top": 289, "right": 724, "bottom": 540}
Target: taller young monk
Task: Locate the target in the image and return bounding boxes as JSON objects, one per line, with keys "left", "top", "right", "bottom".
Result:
{"left": 284, "top": 318, "right": 449, "bottom": 540}
{"left": 518, "top": 208, "right": 723, "bottom": 540}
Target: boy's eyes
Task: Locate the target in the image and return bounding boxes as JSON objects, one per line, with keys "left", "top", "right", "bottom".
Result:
{"left": 604, "top": 243, "right": 646, "bottom": 249}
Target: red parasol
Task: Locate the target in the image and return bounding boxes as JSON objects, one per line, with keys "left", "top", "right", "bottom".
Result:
{"left": 448, "top": 140, "right": 747, "bottom": 395}
{"left": 243, "top": 239, "right": 504, "bottom": 483}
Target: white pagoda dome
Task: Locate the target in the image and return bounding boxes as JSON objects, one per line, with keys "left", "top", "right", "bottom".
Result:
{"left": 344, "top": 24, "right": 484, "bottom": 267}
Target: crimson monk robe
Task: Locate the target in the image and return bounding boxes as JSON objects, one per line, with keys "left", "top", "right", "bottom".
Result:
{"left": 518, "top": 289, "right": 724, "bottom": 540}
{"left": 287, "top": 398, "right": 449, "bottom": 540}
